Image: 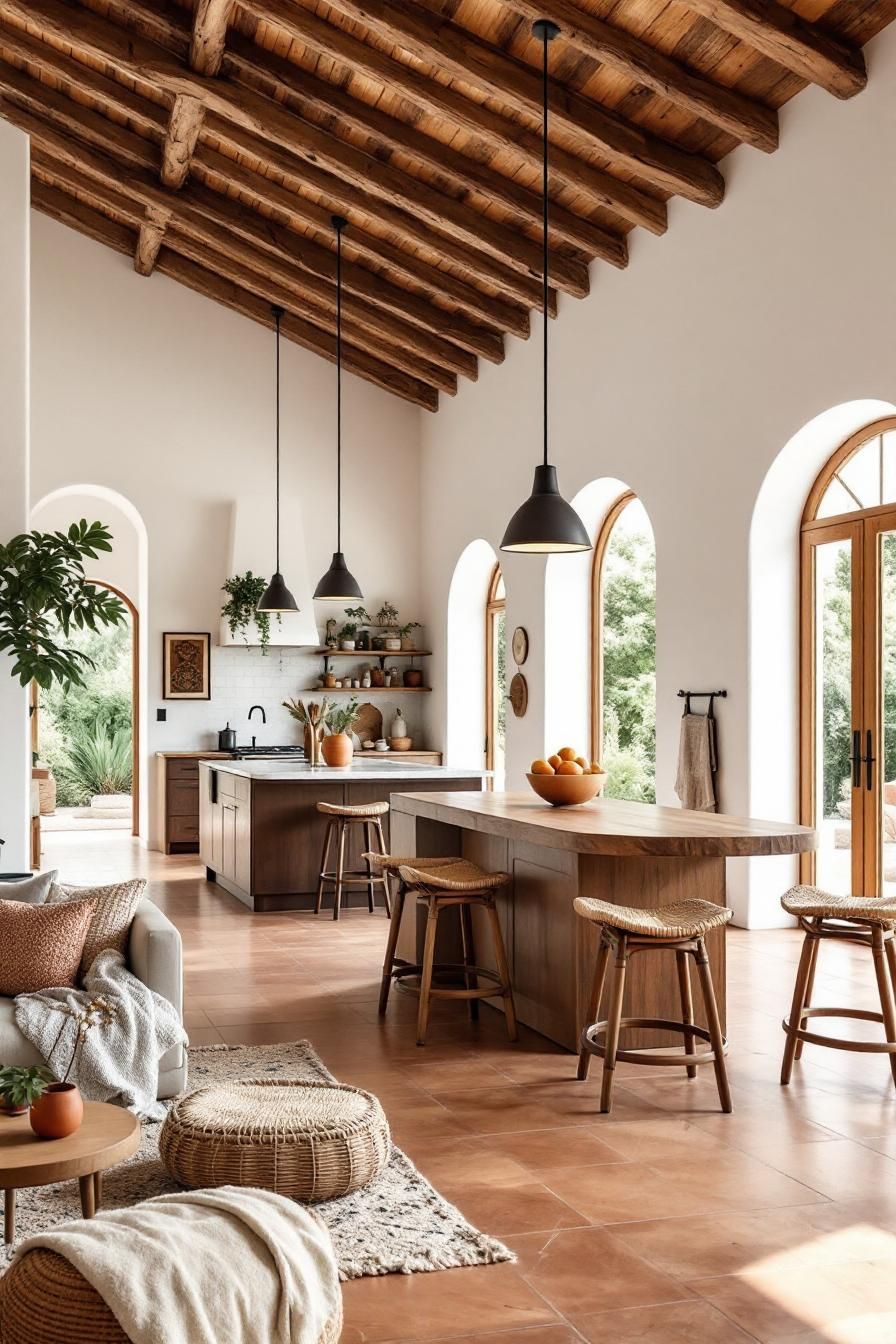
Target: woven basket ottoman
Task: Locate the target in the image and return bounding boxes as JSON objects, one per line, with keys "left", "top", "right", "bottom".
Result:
{"left": 159, "top": 1079, "right": 391, "bottom": 1202}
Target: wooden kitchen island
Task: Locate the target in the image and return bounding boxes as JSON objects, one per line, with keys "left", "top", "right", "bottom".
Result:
{"left": 390, "top": 791, "right": 816, "bottom": 1052}
{"left": 198, "top": 760, "right": 485, "bottom": 912}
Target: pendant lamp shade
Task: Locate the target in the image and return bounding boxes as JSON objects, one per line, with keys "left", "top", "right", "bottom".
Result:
{"left": 258, "top": 305, "right": 299, "bottom": 612}
{"left": 314, "top": 217, "right": 364, "bottom": 601}
{"left": 500, "top": 20, "right": 590, "bottom": 557}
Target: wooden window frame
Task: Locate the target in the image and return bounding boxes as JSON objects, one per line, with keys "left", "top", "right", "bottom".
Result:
{"left": 86, "top": 580, "right": 140, "bottom": 838}
{"left": 590, "top": 490, "right": 636, "bottom": 763}
{"left": 485, "top": 562, "right": 505, "bottom": 771}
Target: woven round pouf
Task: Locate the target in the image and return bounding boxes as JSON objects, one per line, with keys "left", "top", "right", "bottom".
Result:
{"left": 159, "top": 1079, "right": 391, "bottom": 1202}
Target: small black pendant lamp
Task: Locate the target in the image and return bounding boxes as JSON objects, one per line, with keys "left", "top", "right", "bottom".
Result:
{"left": 258, "top": 304, "right": 299, "bottom": 612}
{"left": 314, "top": 216, "right": 363, "bottom": 601}
{"left": 501, "top": 20, "right": 590, "bottom": 555}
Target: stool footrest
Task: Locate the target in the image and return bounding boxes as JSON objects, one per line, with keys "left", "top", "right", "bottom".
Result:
{"left": 393, "top": 961, "right": 506, "bottom": 1001}
{"left": 581, "top": 1017, "right": 726, "bottom": 1069}
{"left": 782, "top": 1005, "right": 896, "bottom": 1054}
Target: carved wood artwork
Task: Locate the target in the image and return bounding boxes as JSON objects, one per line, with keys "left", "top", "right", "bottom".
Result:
{"left": 0, "top": 0, "right": 888, "bottom": 410}
{"left": 163, "top": 632, "right": 211, "bottom": 700}
{"left": 509, "top": 671, "right": 528, "bottom": 719}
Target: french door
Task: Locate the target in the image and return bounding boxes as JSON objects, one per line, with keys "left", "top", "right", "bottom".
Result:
{"left": 801, "top": 508, "right": 896, "bottom": 896}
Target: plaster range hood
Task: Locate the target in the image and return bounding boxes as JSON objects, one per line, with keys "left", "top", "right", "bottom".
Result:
{"left": 220, "top": 494, "right": 319, "bottom": 648}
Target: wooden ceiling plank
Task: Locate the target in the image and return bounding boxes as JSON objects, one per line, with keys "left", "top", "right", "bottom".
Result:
{"left": 315, "top": 0, "right": 724, "bottom": 206}
{"left": 134, "top": 202, "right": 171, "bottom": 275}
{"left": 31, "top": 178, "right": 440, "bottom": 410}
{"left": 239, "top": 0, "right": 666, "bottom": 234}
{"left": 684, "top": 0, "right": 866, "bottom": 99}
{"left": 503, "top": 0, "right": 778, "bottom": 151}
{"left": 190, "top": 0, "right": 234, "bottom": 76}
{"left": 160, "top": 92, "right": 204, "bottom": 188}
{"left": 2, "top": 0, "right": 589, "bottom": 300}
{"left": 0, "top": 22, "right": 526, "bottom": 337}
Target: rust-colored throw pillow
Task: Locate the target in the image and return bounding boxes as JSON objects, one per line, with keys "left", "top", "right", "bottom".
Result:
{"left": 0, "top": 896, "right": 97, "bottom": 996}
{"left": 47, "top": 879, "right": 146, "bottom": 977}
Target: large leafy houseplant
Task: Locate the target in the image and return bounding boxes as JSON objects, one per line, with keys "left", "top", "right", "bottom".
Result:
{"left": 0, "top": 521, "right": 126, "bottom": 690}
{"left": 221, "top": 571, "right": 272, "bottom": 653}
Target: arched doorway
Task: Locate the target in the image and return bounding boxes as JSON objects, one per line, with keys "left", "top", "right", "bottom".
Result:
{"left": 801, "top": 417, "right": 896, "bottom": 897}
{"left": 485, "top": 563, "right": 506, "bottom": 782}
{"left": 446, "top": 539, "right": 499, "bottom": 770}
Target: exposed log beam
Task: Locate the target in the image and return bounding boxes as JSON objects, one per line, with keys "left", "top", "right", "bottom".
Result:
{"left": 30, "top": 178, "right": 440, "bottom": 410}
{"left": 314, "top": 0, "right": 725, "bottom": 207}
{"left": 0, "top": 0, "right": 590, "bottom": 301}
{"left": 134, "top": 203, "right": 171, "bottom": 275}
{"left": 0, "top": 23, "right": 530, "bottom": 336}
{"left": 190, "top": 0, "right": 233, "bottom": 76}
{"left": 504, "top": 0, "right": 778, "bottom": 152}
{"left": 239, "top": 0, "right": 666, "bottom": 235}
{"left": 160, "top": 93, "right": 204, "bottom": 188}
{"left": 685, "top": 0, "right": 866, "bottom": 99}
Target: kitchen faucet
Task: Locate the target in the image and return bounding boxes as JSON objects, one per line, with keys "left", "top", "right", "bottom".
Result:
{"left": 248, "top": 704, "right": 266, "bottom": 749}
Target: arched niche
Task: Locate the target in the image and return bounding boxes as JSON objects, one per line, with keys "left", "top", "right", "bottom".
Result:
{"left": 446, "top": 538, "right": 499, "bottom": 768}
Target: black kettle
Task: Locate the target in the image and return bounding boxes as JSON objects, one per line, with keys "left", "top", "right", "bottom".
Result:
{"left": 218, "top": 723, "right": 237, "bottom": 752}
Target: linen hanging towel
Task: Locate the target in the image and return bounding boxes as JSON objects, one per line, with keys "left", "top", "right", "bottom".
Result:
{"left": 675, "top": 711, "right": 718, "bottom": 812}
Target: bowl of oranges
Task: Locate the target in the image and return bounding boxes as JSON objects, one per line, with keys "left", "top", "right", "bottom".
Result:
{"left": 527, "top": 749, "right": 607, "bottom": 807}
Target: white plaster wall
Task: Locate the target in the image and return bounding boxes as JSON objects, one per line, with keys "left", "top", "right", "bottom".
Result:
{"left": 421, "top": 25, "right": 896, "bottom": 926}
{"left": 0, "top": 121, "right": 31, "bottom": 872}
{"left": 29, "top": 214, "right": 423, "bottom": 848}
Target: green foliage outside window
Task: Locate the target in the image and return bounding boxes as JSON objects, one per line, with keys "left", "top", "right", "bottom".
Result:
{"left": 601, "top": 524, "right": 656, "bottom": 803}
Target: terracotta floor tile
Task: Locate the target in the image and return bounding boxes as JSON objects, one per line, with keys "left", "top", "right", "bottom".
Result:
{"left": 691, "top": 1263, "right": 896, "bottom": 1343}
{"left": 437, "top": 1177, "right": 588, "bottom": 1236}
{"left": 186, "top": 1025, "right": 225, "bottom": 1046}
{"left": 757, "top": 1136, "right": 896, "bottom": 1202}
{"left": 574, "top": 1298, "right": 755, "bottom": 1342}
{"left": 428, "top": 1086, "right": 587, "bottom": 1135}
{"left": 593, "top": 1117, "right": 734, "bottom": 1165}
{"left": 482, "top": 1127, "right": 628, "bottom": 1176}
{"left": 439, "top": 1327, "right": 582, "bottom": 1344}
{"left": 505, "top": 1227, "right": 690, "bottom": 1316}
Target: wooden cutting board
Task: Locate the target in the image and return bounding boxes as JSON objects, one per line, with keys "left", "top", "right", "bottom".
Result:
{"left": 354, "top": 702, "right": 384, "bottom": 743}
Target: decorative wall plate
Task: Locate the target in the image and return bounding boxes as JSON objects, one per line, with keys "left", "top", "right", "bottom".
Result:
{"left": 512, "top": 626, "right": 529, "bottom": 666}
{"left": 509, "top": 671, "right": 528, "bottom": 719}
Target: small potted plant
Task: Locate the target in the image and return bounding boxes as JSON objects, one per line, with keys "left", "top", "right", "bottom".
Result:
{"left": 0, "top": 1065, "right": 53, "bottom": 1117}
{"left": 398, "top": 621, "right": 421, "bottom": 652}
{"left": 377, "top": 602, "right": 401, "bottom": 651}
{"left": 339, "top": 621, "right": 358, "bottom": 651}
{"left": 344, "top": 606, "right": 372, "bottom": 651}
{"left": 321, "top": 698, "right": 360, "bottom": 767}
{"left": 222, "top": 571, "right": 273, "bottom": 654}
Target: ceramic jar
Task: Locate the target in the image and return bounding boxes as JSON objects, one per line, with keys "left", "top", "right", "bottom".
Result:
{"left": 371, "top": 667, "right": 386, "bottom": 688}
{"left": 384, "top": 636, "right": 401, "bottom": 651}
{"left": 403, "top": 668, "right": 423, "bottom": 688}
{"left": 322, "top": 732, "right": 353, "bottom": 767}
{"left": 362, "top": 669, "right": 372, "bottom": 689}
{"left": 29, "top": 1082, "right": 84, "bottom": 1140}
{"left": 390, "top": 709, "right": 407, "bottom": 739}
{"left": 340, "top": 639, "right": 356, "bottom": 651}
{"left": 374, "top": 739, "right": 389, "bottom": 752}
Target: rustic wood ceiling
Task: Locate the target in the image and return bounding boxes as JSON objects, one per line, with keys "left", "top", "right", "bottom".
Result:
{"left": 1, "top": 0, "right": 893, "bottom": 409}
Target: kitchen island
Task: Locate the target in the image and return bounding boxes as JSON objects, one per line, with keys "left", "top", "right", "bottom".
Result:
{"left": 390, "top": 790, "right": 816, "bottom": 1052}
{"left": 198, "top": 760, "right": 485, "bottom": 912}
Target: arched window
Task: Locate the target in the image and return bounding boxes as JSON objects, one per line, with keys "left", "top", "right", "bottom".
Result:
{"left": 801, "top": 417, "right": 896, "bottom": 897}
{"left": 485, "top": 564, "right": 506, "bottom": 783}
{"left": 591, "top": 492, "right": 656, "bottom": 802}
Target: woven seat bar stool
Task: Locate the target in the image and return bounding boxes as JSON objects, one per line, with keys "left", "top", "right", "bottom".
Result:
{"left": 780, "top": 886, "right": 896, "bottom": 1088}
{"left": 575, "top": 897, "right": 734, "bottom": 1115}
{"left": 315, "top": 800, "right": 390, "bottom": 920}
{"left": 374, "top": 857, "right": 517, "bottom": 1046}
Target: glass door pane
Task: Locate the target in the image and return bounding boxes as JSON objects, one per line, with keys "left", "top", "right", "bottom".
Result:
{"left": 810, "top": 534, "right": 859, "bottom": 894}
{"left": 876, "top": 529, "right": 896, "bottom": 897}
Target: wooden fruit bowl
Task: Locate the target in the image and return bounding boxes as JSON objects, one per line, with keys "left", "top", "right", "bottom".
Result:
{"left": 527, "top": 771, "right": 606, "bottom": 807}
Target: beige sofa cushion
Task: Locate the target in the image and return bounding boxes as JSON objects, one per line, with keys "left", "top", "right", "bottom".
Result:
{"left": 0, "top": 897, "right": 97, "bottom": 995}
{"left": 0, "top": 997, "right": 42, "bottom": 1066}
{"left": 0, "top": 869, "right": 57, "bottom": 904}
{"left": 48, "top": 879, "right": 146, "bottom": 977}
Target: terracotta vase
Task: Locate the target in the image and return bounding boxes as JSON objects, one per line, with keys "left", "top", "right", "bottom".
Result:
{"left": 321, "top": 732, "right": 353, "bottom": 767}
{"left": 403, "top": 669, "right": 423, "bottom": 688}
{"left": 29, "top": 1082, "right": 84, "bottom": 1140}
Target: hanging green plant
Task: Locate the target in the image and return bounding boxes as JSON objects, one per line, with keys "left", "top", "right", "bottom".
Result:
{"left": 221, "top": 572, "right": 272, "bottom": 653}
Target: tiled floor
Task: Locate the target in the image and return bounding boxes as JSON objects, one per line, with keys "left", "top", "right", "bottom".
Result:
{"left": 43, "top": 831, "right": 896, "bottom": 1344}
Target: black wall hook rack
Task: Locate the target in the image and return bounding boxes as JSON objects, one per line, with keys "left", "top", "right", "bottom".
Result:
{"left": 677, "top": 690, "right": 727, "bottom": 699}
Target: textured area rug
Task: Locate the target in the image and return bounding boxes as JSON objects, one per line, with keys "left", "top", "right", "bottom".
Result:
{"left": 1, "top": 1041, "right": 513, "bottom": 1279}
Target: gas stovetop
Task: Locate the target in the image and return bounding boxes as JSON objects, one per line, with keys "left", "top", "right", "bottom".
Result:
{"left": 230, "top": 746, "right": 306, "bottom": 759}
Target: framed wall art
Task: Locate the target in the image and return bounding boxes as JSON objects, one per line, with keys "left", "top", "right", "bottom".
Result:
{"left": 163, "top": 632, "right": 211, "bottom": 700}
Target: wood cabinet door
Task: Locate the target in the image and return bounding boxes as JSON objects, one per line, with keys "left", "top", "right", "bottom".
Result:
{"left": 234, "top": 799, "right": 252, "bottom": 893}
{"left": 221, "top": 803, "right": 237, "bottom": 881}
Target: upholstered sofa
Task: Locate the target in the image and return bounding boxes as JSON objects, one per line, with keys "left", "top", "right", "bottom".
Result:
{"left": 0, "top": 898, "right": 187, "bottom": 1100}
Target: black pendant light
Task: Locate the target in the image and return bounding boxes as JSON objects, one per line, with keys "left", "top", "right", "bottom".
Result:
{"left": 501, "top": 20, "right": 590, "bottom": 555}
{"left": 258, "top": 304, "right": 299, "bottom": 612}
{"left": 314, "top": 216, "right": 363, "bottom": 601}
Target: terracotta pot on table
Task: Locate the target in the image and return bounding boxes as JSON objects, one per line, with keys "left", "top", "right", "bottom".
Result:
{"left": 30, "top": 1083, "right": 84, "bottom": 1140}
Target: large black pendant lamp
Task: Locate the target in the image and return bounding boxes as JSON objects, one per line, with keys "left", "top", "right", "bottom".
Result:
{"left": 501, "top": 20, "right": 590, "bottom": 555}
{"left": 314, "top": 216, "right": 363, "bottom": 601}
{"left": 257, "top": 304, "right": 299, "bottom": 612}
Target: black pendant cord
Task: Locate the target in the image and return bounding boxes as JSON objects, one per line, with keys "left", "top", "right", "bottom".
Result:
{"left": 336, "top": 221, "right": 343, "bottom": 555}
{"left": 541, "top": 24, "right": 549, "bottom": 471}
{"left": 274, "top": 305, "right": 282, "bottom": 572}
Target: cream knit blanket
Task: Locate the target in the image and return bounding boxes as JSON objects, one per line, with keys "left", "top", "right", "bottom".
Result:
{"left": 13, "top": 1186, "right": 342, "bottom": 1344}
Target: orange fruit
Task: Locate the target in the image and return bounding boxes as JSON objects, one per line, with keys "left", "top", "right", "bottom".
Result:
{"left": 547, "top": 754, "right": 563, "bottom": 770}
{"left": 531, "top": 759, "right": 554, "bottom": 775}
{"left": 557, "top": 747, "right": 578, "bottom": 762}
{"left": 575, "top": 756, "right": 589, "bottom": 770}
{"left": 556, "top": 760, "right": 584, "bottom": 775}
{"left": 590, "top": 761, "right": 604, "bottom": 775}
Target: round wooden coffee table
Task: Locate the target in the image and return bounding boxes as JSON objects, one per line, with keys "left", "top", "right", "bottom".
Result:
{"left": 1, "top": 1101, "right": 141, "bottom": 1243}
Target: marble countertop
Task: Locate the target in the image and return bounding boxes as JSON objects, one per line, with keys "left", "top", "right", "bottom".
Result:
{"left": 201, "top": 759, "right": 487, "bottom": 782}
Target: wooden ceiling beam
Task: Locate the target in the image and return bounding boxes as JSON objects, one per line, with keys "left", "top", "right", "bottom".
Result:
{"left": 1, "top": 0, "right": 589, "bottom": 301}
{"left": 240, "top": 0, "right": 666, "bottom": 235}
{"left": 190, "top": 0, "right": 233, "bottom": 76}
{"left": 0, "top": 23, "right": 528, "bottom": 336}
{"left": 134, "top": 204, "right": 171, "bottom": 276}
{"left": 504, "top": 0, "right": 778, "bottom": 152}
{"left": 160, "top": 92, "right": 204, "bottom": 189}
{"left": 684, "top": 0, "right": 866, "bottom": 99}
{"left": 316, "top": 0, "right": 724, "bottom": 207}
{"left": 30, "top": 178, "right": 440, "bottom": 410}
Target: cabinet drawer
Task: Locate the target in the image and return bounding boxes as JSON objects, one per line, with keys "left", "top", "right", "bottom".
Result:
{"left": 169, "top": 815, "right": 199, "bottom": 843}
{"left": 167, "top": 780, "right": 199, "bottom": 816}
{"left": 218, "top": 773, "right": 250, "bottom": 804}
{"left": 168, "top": 759, "right": 200, "bottom": 780}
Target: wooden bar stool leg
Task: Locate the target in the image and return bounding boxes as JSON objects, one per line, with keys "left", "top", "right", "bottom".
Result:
{"left": 379, "top": 884, "right": 406, "bottom": 1015}
{"left": 885, "top": 929, "right": 896, "bottom": 1001}
{"left": 486, "top": 898, "right": 517, "bottom": 1043}
{"left": 417, "top": 898, "right": 440, "bottom": 1047}
{"left": 599, "top": 934, "right": 628, "bottom": 1114}
{"left": 374, "top": 820, "right": 391, "bottom": 917}
{"left": 794, "top": 932, "right": 820, "bottom": 1062}
{"left": 694, "top": 938, "right": 732, "bottom": 1113}
{"left": 676, "top": 948, "right": 698, "bottom": 1080}
{"left": 459, "top": 901, "right": 479, "bottom": 1022}
{"left": 363, "top": 821, "right": 376, "bottom": 913}
{"left": 781, "top": 930, "right": 817, "bottom": 1085}
{"left": 315, "top": 820, "right": 333, "bottom": 915}
{"left": 333, "top": 822, "right": 347, "bottom": 921}
{"left": 871, "top": 924, "right": 896, "bottom": 1088}
{"left": 577, "top": 933, "right": 611, "bottom": 1081}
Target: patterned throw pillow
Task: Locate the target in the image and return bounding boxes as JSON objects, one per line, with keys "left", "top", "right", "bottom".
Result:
{"left": 0, "top": 897, "right": 98, "bottom": 996}
{"left": 0, "top": 869, "right": 58, "bottom": 904}
{"left": 47, "top": 879, "right": 147, "bottom": 977}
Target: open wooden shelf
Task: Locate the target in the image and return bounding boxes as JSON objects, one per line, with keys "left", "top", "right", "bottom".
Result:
{"left": 309, "top": 686, "right": 431, "bottom": 694}
{"left": 314, "top": 649, "right": 432, "bottom": 657}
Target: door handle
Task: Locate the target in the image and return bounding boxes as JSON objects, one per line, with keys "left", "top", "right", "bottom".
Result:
{"left": 866, "top": 728, "right": 876, "bottom": 792}
{"left": 851, "top": 729, "right": 861, "bottom": 788}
